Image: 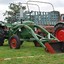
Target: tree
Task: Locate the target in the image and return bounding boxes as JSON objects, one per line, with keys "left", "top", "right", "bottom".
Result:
{"left": 4, "top": 3, "right": 21, "bottom": 23}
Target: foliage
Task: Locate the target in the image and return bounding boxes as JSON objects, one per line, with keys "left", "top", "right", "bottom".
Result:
{"left": 4, "top": 3, "right": 21, "bottom": 23}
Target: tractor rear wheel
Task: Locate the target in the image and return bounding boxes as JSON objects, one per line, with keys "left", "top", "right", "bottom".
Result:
{"left": 9, "top": 35, "right": 21, "bottom": 49}
{"left": 54, "top": 23, "right": 64, "bottom": 41}
{"left": 54, "top": 23, "right": 64, "bottom": 52}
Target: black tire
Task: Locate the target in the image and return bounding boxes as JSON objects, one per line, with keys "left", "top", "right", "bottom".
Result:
{"left": 54, "top": 23, "right": 64, "bottom": 33}
{"left": 54, "top": 23, "right": 64, "bottom": 41}
{"left": 0, "top": 28, "right": 5, "bottom": 46}
{"left": 54, "top": 23, "right": 64, "bottom": 52}
{"left": 9, "top": 35, "right": 21, "bottom": 49}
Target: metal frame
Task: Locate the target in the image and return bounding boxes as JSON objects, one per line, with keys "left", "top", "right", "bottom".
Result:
{"left": 18, "top": 2, "right": 40, "bottom": 12}
{"left": 27, "top": 0, "right": 54, "bottom": 11}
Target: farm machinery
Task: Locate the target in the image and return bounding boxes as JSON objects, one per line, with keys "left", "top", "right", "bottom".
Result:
{"left": 0, "top": 1, "right": 64, "bottom": 54}
{"left": 0, "top": 20, "right": 64, "bottom": 54}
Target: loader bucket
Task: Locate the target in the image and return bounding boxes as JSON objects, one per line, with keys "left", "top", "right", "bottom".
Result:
{"left": 45, "top": 42, "right": 64, "bottom": 54}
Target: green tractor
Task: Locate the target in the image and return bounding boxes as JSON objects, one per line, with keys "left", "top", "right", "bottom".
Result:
{"left": 0, "top": 20, "right": 64, "bottom": 54}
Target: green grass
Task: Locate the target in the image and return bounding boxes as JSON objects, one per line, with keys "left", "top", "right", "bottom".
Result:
{"left": 0, "top": 41, "right": 64, "bottom": 64}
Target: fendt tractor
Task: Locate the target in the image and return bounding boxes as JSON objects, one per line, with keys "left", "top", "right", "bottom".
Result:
{"left": 0, "top": 1, "right": 64, "bottom": 54}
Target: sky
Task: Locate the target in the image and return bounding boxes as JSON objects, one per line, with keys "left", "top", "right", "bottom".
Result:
{"left": 0, "top": 0, "right": 64, "bottom": 21}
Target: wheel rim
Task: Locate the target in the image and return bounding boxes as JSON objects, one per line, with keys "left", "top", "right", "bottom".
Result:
{"left": 55, "top": 28, "right": 64, "bottom": 41}
{"left": 10, "top": 38, "right": 16, "bottom": 48}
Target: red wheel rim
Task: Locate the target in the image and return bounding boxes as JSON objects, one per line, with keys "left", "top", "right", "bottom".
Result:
{"left": 10, "top": 38, "right": 16, "bottom": 48}
{"left": 55, "top": 28, "right": 64, "bottom": 41}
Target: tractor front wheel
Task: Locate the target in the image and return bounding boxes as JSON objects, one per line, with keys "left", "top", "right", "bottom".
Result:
{"left": 9, "top": 35, "right": 21, "bottom": 49}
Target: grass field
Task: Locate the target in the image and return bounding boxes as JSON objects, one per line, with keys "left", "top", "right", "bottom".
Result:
{"left": 0, "top": 41, "right": 64, "bottom": 64}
